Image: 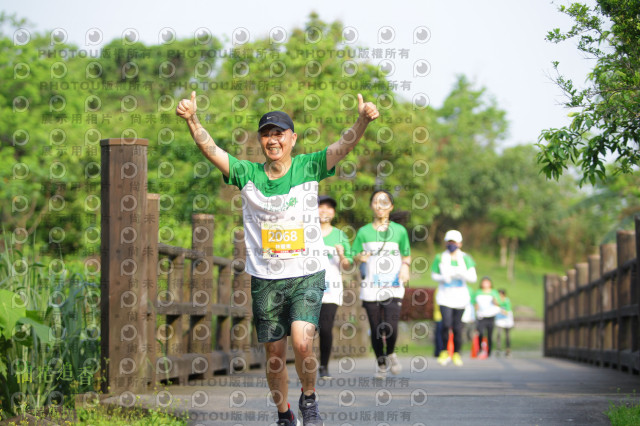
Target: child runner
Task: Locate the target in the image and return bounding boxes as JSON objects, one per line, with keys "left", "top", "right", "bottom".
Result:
{"left": 495, "top": 288, "right": 514, "bottom": 357}
{"left": 353, "top": 190, "right": 411, "bottom": 378}
{"left": 177, "top": 91, "right": 379, "bottom": 426}
{"left": 472, "top": 276, "right": 501, "bottom": 358}
{"left": 317, "top": 195, "right": 353, "bottom": 379}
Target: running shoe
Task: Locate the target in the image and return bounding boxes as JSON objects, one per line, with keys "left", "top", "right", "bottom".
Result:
{"left": 375, "top": 358, "right": 388, "bottom": 379}
{"left": 437, "top": 350, "right": 451, "bottom": 366}
{"left": 318, "top": 365, "right": 331, "bottom": 380}
{"left": 452, "top": 352, "right": 463, "bottom": 366}
{"left": 298, "top": 392, "right": 324, "bottom": 426}
{"left": 387, "top": 352, "right": 402, "bottom": 374}
{"left": 276, "top": 404, "right": 300, "bottom": 426}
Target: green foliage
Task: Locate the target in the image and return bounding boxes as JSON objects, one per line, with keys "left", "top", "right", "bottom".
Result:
{"left": 429, "top": 75, "right": 507, "bottom": 225}
{"left": 606, "top": 391, "right": 640, "bottom": 426}
{"left": 75, "top": 404, "right": 189, "bottom": 426}
{"left": 401, "top": 327, "right": 544, "bottom": 356}
{"left": 0, "top": 232, "right": 100, "bottom": 419}
{"left": 538, "top": 1, "right": 640, "bottom": 185}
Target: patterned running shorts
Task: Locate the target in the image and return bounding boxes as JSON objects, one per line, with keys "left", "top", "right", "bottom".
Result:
{"left": 251, "top": 270, "right": 325, "bottom": 343}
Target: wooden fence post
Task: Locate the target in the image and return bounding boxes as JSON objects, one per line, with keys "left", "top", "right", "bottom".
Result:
{"left": 587, "top": 254, "right": 601, "bottom": 364}
{"left": 191, "top": 214, "right": 215, "bottom": 364}
{"left": 600, "top": 243, "right": 616, "bottom": 365}
{"left": 143, "top": 193, "right": 159, "bottom": 387}
{"left": 217, "top": 239, "right": 232, "bottom": 357}
{"left": 231, "top": 229, "right": 253, "bottom": 370}
{"left": 616, "top": 229, "right": 636, "bottom": 371}
{"left": 575, "top": 262, "right": 588, "bottom": 355}
{"left": 566, "top": 269, "right": 576, "bottom": 354}
{"left": 544, "top": 274, "right": 553, "bottom": 357}
{"left": 100, "top": 138, "right": 149, "bottom": 395}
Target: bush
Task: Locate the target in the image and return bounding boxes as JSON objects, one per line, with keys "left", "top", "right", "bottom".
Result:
{"left": 0, "top": 232, "right": 100, "bottom": 419}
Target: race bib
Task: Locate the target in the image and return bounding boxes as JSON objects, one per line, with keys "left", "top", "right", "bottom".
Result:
{"left": 261, "top": 220, "right": 305, "bottom": 259}
{"left": 443, "top": 278, "right": 464, "bottom": 288}
{"left": 373, "top": 273, "right": 400, "bottom": 288}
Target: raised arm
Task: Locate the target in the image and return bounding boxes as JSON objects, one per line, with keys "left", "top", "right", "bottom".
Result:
{"left": 176, "top": 91, "right": 230, "bottom": 178}
{"left": 326, "top": 93, "right": 379, "bottom": 170}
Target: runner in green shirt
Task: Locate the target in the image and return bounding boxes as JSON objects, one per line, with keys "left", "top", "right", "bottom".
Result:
{"left": 495, "top": 288, "right": 514, "bottom": 357}
{"left": 472, "top": 277, "right": 501, "bottom": 358}
{"left": 177, "top": 91, "right": 379, "bottom": 426}
{"left": 353, "top": 190, "right": 411, "bottom": 378}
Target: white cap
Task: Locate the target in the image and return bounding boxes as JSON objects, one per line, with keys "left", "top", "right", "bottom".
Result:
{"left": 444, "top": 230, "right": 463, "bottom": 243}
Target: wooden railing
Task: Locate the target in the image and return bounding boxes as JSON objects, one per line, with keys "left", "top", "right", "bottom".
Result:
{"left": 99, "top": 137, "right": 436, "bottom": 396}
{"left": 544, "top": 216, "right": 639, "bottom": 373}
{"left": 99, "top": 138, "right": 273, "bottom": 395}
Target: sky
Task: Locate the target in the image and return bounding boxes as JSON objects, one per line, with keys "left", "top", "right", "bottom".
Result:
{"left": 3, "top": 0, "right": 595, "bottom": 148}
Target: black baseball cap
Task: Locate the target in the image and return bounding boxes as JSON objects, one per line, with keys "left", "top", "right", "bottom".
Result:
{"left": 318, "top": 195, "right": 337, "bottom": 208}
{"left": 258, "top": 111, "right": 294, "bottom": 132}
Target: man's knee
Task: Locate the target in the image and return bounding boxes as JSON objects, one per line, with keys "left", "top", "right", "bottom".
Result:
{"left": 265, "top": 343, "right": 287, "bottom": 374}
{"left": 264, "top": 340, "right": 287, "bottom": 360}
{"left": 293, "top": 340, "right": 313, "bottom": 356}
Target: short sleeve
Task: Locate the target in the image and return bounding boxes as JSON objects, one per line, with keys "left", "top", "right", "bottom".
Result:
{"left": 431, "top": 253, "right": 442, "bottom": 273}
{"left": 339, "top": 230, "right": 354, "bottom": 263}
{"left": 302, "top": 147, "right": 336, "bottom": 182}
{"left": 505, "top": 298, "right": 512, "bottom": 311}
{"left": 223, "top": 152, "right": 253, "bottom": 190}
{"left": 352, "top": 228, "right": 364, "bottom": 256}
{"left": 463, "top": 253, "right": 476, "bottom": 269}
{"left": 398, "top": 226, "right": 411, "bottom": 256}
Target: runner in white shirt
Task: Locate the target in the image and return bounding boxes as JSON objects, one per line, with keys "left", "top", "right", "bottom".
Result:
{"left": 431, "top": 230, "right": 478, "bottom": 367}
{"left": 317, "top": 195, "right": 353, "bottom": 380}
{"left": 177, "top": 91, "right": 379, "bottom": 426}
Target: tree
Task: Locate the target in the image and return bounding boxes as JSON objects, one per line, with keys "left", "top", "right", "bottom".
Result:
{"left": 0, "top": 12, "right": 436, "bottom": 259}
{"left": 428, "top": 76, "right": 508, "bottom": 246}
{"left": 538, "top": 1, "right": 640, "bottom": 185}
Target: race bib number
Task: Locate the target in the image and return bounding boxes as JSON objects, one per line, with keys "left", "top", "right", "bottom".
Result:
{"left": 373, "top": 273, "right": 400, "bottom": 288}
{"left": 261, "top": 220, "right": 305, "bottom": 259}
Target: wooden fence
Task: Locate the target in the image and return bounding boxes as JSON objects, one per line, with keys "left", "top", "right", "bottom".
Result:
{"left": 544, "top": 216, "right": 639, "bottom": 373}
{"left": 99, "top": 137, "right": 434, "bottom": 396}
{"left": 100, "top": 138, "right": 266, "bottom": 395}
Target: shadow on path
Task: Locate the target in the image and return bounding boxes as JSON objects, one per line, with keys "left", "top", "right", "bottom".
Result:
{"left": 104, "top": 351, "right": 639, "bottom": 426}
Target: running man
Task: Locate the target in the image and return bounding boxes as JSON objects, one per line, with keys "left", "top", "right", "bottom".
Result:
{"left": 176, "top": 91, "right": 379, "bottom": 426}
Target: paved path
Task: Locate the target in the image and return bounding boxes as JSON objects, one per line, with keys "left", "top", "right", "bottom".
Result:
{"left": 105, "top": 351, "right": 639, "bottom": 425}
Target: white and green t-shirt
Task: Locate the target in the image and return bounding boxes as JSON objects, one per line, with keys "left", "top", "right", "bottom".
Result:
{"left": 322, "top": 227, "right": 353, "bottom": 306}
{"left": 431, "top": 250, "right": 477, "bottom": 309}
{"left": 224, "top": 147, "right": 335, "bottom": 279}
{"left": 472, "top": 288, "right": 501, "bottom": 319}
{"left": 352, "top": 222, "right": 411, "bottom": 302}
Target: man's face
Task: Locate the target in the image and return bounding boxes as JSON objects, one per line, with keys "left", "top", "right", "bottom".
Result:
{"left": 318, "top": 203, "right": 335, "bottom": 223}
{"left": 258, "top": 125, "right": 297, "bottom": 162}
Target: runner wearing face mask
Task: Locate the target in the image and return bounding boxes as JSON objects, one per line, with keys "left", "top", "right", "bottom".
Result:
{"left": 431, "top": 230, "right": 477, "bottom": 366}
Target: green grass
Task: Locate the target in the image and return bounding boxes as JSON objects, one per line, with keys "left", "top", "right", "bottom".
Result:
{"left": 397, "top": 323, "right": 543, "bottom": 357}
{"left": 1, "top": 403, "right": 189, "bottom": 426}
{"left": 606, "top": 393, "right": 640, "bottom": 426}
{"left": 408, "top": 246, "right": 565, "bottom": 320}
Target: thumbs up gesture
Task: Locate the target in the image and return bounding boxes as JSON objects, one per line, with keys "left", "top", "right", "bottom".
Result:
{"left": 176, "top": 91, "right": 197, "bottom": 120}
{"left": 357, "top": 93, "right": 380, "bottom": 123}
